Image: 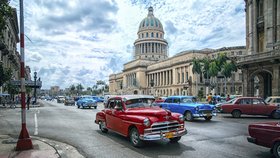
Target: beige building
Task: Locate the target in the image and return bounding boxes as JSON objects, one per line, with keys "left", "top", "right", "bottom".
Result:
{"left": 237, "top": 0, "right": 280, "bottom": 98}
{"left": 109, "top": 7, "right": 246, "bottom": 97}
{"left": 0, "top": 8, "right": 20, "bottom": 93}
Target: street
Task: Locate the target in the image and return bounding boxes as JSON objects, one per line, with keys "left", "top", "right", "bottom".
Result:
{"left": 0, "top": 100, "right": 276, "bottom": 158}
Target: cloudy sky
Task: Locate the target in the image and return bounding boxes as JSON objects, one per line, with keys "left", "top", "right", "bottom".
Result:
{"left": 10, "top": 0, "right": 245, "bottom": 89}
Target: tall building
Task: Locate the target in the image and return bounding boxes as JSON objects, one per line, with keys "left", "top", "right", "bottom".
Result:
{"left": 109, "top": 7, "right": 246, "bottom": 97}
{"left": 238, "top": 0, "right": 280, "bottom": 98}
{"left": 0, "top": 8, "right": 20, "bottom": 93}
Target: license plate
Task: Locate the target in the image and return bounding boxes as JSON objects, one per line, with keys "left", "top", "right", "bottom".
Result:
{"left": 165, "top": 132, "right": 173, "bottom": 138}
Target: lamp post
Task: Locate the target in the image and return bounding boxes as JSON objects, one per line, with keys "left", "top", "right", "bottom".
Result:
{"left": 33, "top": 71, "right": 37, "bottom": 104}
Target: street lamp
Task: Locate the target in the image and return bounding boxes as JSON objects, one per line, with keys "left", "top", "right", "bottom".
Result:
{"left": 33, "top": 71, "right": 37, "bottom": 104}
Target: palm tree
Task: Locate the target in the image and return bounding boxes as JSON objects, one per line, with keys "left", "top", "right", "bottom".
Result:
{"left": 76, "top": 84, "right": 84, "bottom": 96}
{"left": 192, "top": 58, "right": 202, "bottom": 96}
{"left": 69, "top": 84, "right": 76, "bottom": 95}
{"left": 221, "top": 61, "right": 237, "bottom": 94}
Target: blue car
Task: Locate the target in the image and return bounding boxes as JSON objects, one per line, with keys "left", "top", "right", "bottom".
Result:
{"left": 91, "top": 96, "right": 104, "bottom": 102}
{"left": 158, "top": 96, "right": 216, "bottom": 121}
{"left": 76, "top": 98, "right": 97, "bottom": 109}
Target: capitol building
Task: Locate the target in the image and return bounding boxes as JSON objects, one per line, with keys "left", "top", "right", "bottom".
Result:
{"left": 109, "top": 7, "right": 246, "bottom": 97}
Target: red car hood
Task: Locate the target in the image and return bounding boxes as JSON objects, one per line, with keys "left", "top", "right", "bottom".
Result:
{"left": 126, "top": 107, "right": 172, "bottom": 117}
{"left": 249, "top": 122, "right": 280, "bottom": 127}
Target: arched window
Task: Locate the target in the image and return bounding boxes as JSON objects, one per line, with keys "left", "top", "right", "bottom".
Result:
{"left": 151, "top": 32, "right": 154, "bottom": 37}
{"left": 156, "top": 33, "right": 158, "bottom": 38}
{"left": 146, "top": 32, "right": 148, "bottom": 37}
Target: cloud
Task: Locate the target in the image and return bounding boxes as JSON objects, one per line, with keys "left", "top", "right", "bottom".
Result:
{"left": 10, "top": 0, "right": 245, "bottom": 89}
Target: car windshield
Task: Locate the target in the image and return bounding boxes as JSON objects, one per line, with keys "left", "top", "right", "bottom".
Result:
{"left": 265, "top": 97, "right": 272, "bottom": 103}
{"left": 125, "top": 98, "right": 155, "bottom": 108}
{"left": 181, "top": 97, "right": 196, "bottom": 103}
{"left": 227, "top": 98, "right": 237, "bottom": 104}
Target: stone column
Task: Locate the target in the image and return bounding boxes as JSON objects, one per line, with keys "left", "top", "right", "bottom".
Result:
{"left": 272, "top": 65, "right": 280, "bottom": 95}
{"left": 242, "top": 69, "right": 248, "bottom": 97}
{"left": 157, "top": 72, "right": 160, "bottom": 87}
{"left": 265, "top": 0, "right": 274, "bottom": 51}
{"left": 248, "top": 0, "right": 254, "bottom": 54}
{"left": 277, "top": 0, "right": 280, "bottom": 43}
{"left": 252, "top": 0, "right": 258, "bottom": 53}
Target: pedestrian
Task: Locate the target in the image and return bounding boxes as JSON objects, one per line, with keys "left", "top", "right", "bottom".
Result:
{"left": 27, "top": 94, "right": 31, "bottom": 110}
{"left": 226, "top": 94, "right": 231, "bottom": 101}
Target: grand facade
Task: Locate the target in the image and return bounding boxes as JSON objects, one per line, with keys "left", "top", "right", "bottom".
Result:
{"left": 109, "top": 7, "right": 246, "bottom": 97}
{"left": 0, "top": 8, "right": 20, "bottom": 93}
{"left": 237, "top": 0, "right": 280, "bottom": 98}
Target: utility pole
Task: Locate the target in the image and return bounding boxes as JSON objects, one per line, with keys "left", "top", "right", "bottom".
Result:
{"left": 16, "top": 0, "right": 33, "bottom": 150}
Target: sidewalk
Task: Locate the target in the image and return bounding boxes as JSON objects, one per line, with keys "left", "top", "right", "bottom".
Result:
{"left": 0, "top": 135, "right": 84, "bottom": 158}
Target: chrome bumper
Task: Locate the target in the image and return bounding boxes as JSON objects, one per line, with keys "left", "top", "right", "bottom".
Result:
{"left": 139, "top": 128, "right": 187, "bottom": 141}
{"left": 193, "top": 112, "right": 217, "bottom": 117}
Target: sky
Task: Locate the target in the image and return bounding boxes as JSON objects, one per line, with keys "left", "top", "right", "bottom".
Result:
{"left": 10, "top": 0, "right": 246, "bottom": 89}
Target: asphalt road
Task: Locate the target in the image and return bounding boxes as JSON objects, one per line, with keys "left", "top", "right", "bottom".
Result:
{"left": 0, "top": 100, "right": 277, "bottom": 158}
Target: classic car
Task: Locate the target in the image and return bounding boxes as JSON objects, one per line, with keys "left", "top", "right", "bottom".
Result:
{"left": 91, "top": 96, "right": 104, "bottom": 102}
{"left": 220, "top": 97, "right": 280, "bottom": 119}
{"left": 56, "top": 96, "right": 65, "bottom": 103}
{"left": 265, "top": 96, "right": 280, "bottom": 106}
{"left": 154, "top": 97, "right": 167, "bottom": 103}
{"left": 158, "top": 96, "right": 216, "bottom": 121}
{"left": 247, "top": 122, "right": 280, "bottom": 158}
{"left": 95, "top": 95, "right": 187, "bottom": 147}
{"left": 64, "top": 97, "right": 75, "bottom": 106}
{"left": 76, "top": 98, "right": 97, "bottom": 109}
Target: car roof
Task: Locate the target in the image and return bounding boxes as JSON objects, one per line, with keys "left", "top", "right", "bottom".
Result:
{"left": 111, "top": 95, "right": 154, "bottom": 100}
{"left": 168, "top": 96, "right": 195, "bottom": 98}
{"left": 266, "top": 96, "right": 280, "bottom": 98}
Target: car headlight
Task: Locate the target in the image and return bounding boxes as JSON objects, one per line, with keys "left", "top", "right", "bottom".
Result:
{"left": 143, "top": 118, "right": 150, "bottom": 127}
{"left": 179, "top": 115, "right": 184, "bottom": 122}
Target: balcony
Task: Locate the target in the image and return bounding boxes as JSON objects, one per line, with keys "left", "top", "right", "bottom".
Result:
{"left": 236, "top": 50, "right": 280, "bottom": 65}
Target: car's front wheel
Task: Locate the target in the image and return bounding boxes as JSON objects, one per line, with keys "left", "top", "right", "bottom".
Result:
{"left": 169, "top": 136, "right": 181, "bottom": 143}
{"left": 273, "top": 142, "right": 280, "bottom": 158}
{"left": 129, "top": 127, "right": 143, "bottom": 147}
{"left": 232, "top": 110, "right": 241, "bottom": 118}
{"left": 99, "top": 121, "right": 108, "bottom": 133}
{"left": 204, "top": 116, "right": 212, "bottom": 121}
{"left": 184, "top": 111, "right": 193, "bottom": 121}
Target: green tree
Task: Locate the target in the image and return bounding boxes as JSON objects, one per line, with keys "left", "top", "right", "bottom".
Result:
{"left": 69, "top": 84, "right": 76, "bottom": 95}
{"left": 0, "top": 0, "right": 12, "bottom": 39}
{"left": 76, "top": 83, "right": 84, "bottom": 95}
{"left": 0, "top": 62, "right": 12, "bottom": 87}
{"left": 4, "top": 82, "right": 19, "bottom": 99}
{"left": 192, "top": 57, "right": 202, "bottom": 96}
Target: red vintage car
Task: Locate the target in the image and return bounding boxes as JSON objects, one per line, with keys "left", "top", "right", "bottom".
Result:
{"left": 220, "top": 97, "right": 280, "bottom": 119}
{"left": 95, "top": 95, "right": 187, "bottom": 147}
{"left": 247, "top": 122, "right": 280, "bottom": 158}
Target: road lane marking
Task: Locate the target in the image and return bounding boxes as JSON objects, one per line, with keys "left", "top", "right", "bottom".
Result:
{"left": 34, "top": 112, "right": 38, "bottom": 135}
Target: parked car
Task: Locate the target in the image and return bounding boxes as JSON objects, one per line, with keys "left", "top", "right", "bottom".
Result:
{"left": 64, "top": 97, "right": 75, "bottom": 106}
{"left": 95, "top": 95, "right": 187, "bottom": 147}
{"left": 265, "top": 96, "right": 280, "bottom": 106}
{"left": 247, "top": 122, "right": 280, "bottom": 158}
{"left": 57, "top": 96, "right": 65, "bottom": 103}
{"left": 158, "top": 96, "right": 216, "bottom": 121}
{"left": 215, "top": 98, "right": 236, "bottom": 112}
{"left": 154, "top": 97, "right": 167, "bottom": 103}
{"left": 91, "top": 96, "right": 104, "bottom": 102}
{"left": 76, "top": 98, "right": 97, "bottom": 109}
{"left": 220, "top": 97, "right": 280, "bottom": 119}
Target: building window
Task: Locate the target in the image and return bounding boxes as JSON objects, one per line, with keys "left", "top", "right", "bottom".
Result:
{"left": 146, "top": 32, "right": 148, "bottom": 37}
{"left": 182, "top": 72, "right": 184, "bottom": 83}
{"left": 160, "top": 34, "right": 162, "bottom": 38}
{"left": 156, "top": 33, "right": 158, "bottom": 38}
{"left": 239, "top": 73, "right": 242, "bottom": 81}
{"left": 142, "top": 33, "right": 144, "bottom": 38}
{"left": 186, "top": 72, "right": 188, "bottom": 81}
{"left": 151, "top": 32, "right": 154, "bottom": 37}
